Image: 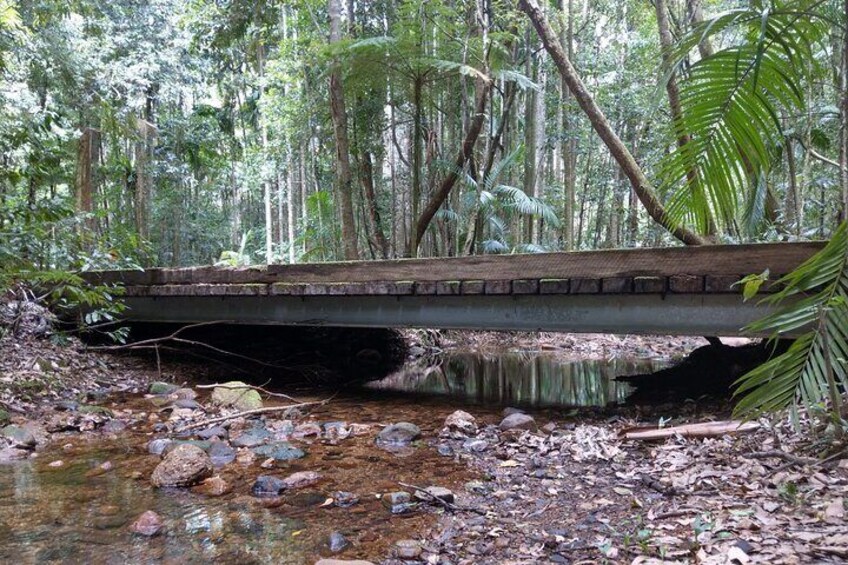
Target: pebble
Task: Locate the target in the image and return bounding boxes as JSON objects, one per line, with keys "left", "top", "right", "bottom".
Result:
{"left": 148, "top": 438, "right": 173, "bottom": 456}
{"left": 394, "top": 539, "right": 422, "bottom": 559}
{"left": 150, "top": 444, "right": 213, "bottom": 487}
{"left": 381, "top": 491, "right": 414, "bottom": 514}
{"left": 414, "top": 486, "right": 454, "bottom": 504}
{"left": 196, "top": 426, "right": 228, "bottom": 440}
{"left": 251, "top": 475, "right": 286, "bottom": 497}
{"left": 208, "top": 441, "right": 237, "bottom": 466}
{"left": 252, "top": 441, "right": 305, "bottom": 461}
{"left": 437, "top": 444, "right": 455, "bottom": 457}
{"left": 376, "top": 422, "right": 421, "bottom": 446}
{"left": 149, "top": 382, "right": 179, "bottom": 395}
{"left": 315, "top": 560, "right": 375, "bottom": 565}
{"left": 291, "top": 422, "right": 322, "bottom": 440}
{"left": 499, "top": 413, "right": 536, "bottom": 432}
{"left": 232, "top": 427, "right": 272, "bottom": 448}
{"left": 332, "top": 491, "right": 360, "bottom": 507}
{"left": 281, "top": 471, "right": 321, "bottom": 489}
{"left": 129, "top": 510, "right": 163, "bottom": 536}
{"left": 328, "top": 531, "right": 350, "bottom": 552}
{"left": 462, "top": 439, "right": 489, "bottom": 452}
{"left": 48, "top": 460, "right": 64, "bottom": 468}
{"left": 444, "top": 410, "right": 478, "bottom": 435}
{"left": 192, "top": 476, "right": 232, "bottom": 497}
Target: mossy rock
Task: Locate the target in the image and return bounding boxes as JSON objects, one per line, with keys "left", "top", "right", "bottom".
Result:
{"left": 78, "top": 405, "right": 114, "bottom": 417}
{"left": 210, "top": 381, "right": 263, "bottom": 411}
{"left": 149, "top": 382, "right": 179, "bottom": 395}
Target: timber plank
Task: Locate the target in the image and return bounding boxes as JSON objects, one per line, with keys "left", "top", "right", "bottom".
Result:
{"left": 570, "top": 278, "right": 601, "bottom": 294}
{"left": 415, "top": 281, "right": 438, "bottom": 295}
{"left": 485, "top": 280, "right": 512, "bottom": 295}
{"left": 436, "top": 281, "right": 461, "bottom": 295}
{"left": 84, "top": 242, "right": 825, "bottom": 286}
{"left": 461, "top": 280, "right": 486, "bottom": 294}
{"left": 705, "top": 275, "right": 741, "bottom": 294}
{"left": 512, "top": 279, "right": 539, "bottom": 294}
{"left": 633, "top": 276, "right": 665, "bottom": 294}
{"left": 539, "top": 279, "right": 570, "bottom": 294}
{"left": 602, "top": 277, "right": 632, "bottom": 294}
{"left": 669, "top": 275, "right": 704, "bottom": 293}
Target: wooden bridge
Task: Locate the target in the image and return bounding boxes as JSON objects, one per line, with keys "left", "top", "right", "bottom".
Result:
{"left": 86, "top": 242, "right": 823, "bottom": 336}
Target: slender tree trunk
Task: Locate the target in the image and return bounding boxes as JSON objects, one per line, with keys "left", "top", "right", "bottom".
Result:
{"left": 841, "top": 1, "right": 848, "bottom": 223}
{"left": 328, "top": 0, "right": 359, "bottom": 260}
{"left": 785, "top": 138, "right": 800, "bottom": 235}
{"left": 686, "top": 0, "right": 714, "bottom": 59}
{"left": 76, "top": 127, "right": 100, "bottom": 242}
{"left": 519, "top": 0, "right": 707, "bottom": 246}
{"left": 560, "top": 0, "right": 577, "bottom": 250}
{"left": 655, "top": 0, "right": 716, "bottom": 236}
{"left": 360, "top": 151, "right": 390, "bottom": 258}
{"left": 408, "top": 76, "right": 424, "bottom": 257}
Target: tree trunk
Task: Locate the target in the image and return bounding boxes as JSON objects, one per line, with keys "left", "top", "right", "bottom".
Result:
{"left": 841, "top": 0, "right": 848, "bottom": 223}
{"left": 560, "top": 0, "right": 577, "bottom": 250}
{"left": 411, "top": 76, "right": 492, "bottom": 256}
{"left": 360, "top": 151, "right": 391, "bottom": 258}
{"left": 408, "top": 76, "right": 424, "bottom": 257}
{"left": 654, "top": 0, "right": 716, "bottom": 236}
{"left": 134, "top": 117, "right": 155, "bottom": 242}
{"left": 328, "top": 0, "right": 360, "bottom": 260}
{"left": 75, "top": 127, "right": 100, "bottom": 242}
{"left": 519, "top": 0, "right": 707, "bottom": 246}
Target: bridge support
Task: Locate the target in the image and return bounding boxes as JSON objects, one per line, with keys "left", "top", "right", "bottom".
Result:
{"left": 121, "top": 293, "right": 783, "bottom": 337}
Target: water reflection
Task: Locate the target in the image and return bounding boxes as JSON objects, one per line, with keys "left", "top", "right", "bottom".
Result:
{"left": 367, "top": 351, "right": 665, "bottom": 408}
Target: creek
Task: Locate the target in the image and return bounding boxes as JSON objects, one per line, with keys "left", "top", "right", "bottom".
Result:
{"left": 0, "top": 349, "right": 665, "bottom": 564}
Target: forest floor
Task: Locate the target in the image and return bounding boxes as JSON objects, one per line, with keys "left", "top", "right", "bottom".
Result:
{"left": 0, "top": 330, "right": 846, "bottom": 564}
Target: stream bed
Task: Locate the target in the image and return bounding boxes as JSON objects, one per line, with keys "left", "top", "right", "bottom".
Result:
{"left": 0, "top": 350, "right": 664, "bottom": 564}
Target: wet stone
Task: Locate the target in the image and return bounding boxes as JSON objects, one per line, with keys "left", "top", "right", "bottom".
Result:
{"left": 192, "top": 476, "right": 232, "bottom": 497}
{"left": 150, "top": 444, "right": 213, "bottom": 488}
{"left": 332, "top": 491, "right": 360, "bottom": 508}
{"left": 376, "top": 422, "right": 421, "bottom": 446}
{"left": 315, "top": 560, "right": 375, "bottom": 565}
{"left": 288, "top": 491, "right": 327, "bottom": 507}
{"left": 129, "top": 510, "right": 163, "bottom": 537}
{"left": 437, "top": 444, "right": 455, "bottom": 457}
{"left": 292, "top": 422, "right": 322, "bottom": 440}
{"left": 252, "top": 441, "right": 305, "bottom": 461}
{"left": 382, "top": 491, "right": 414, "bottom": 514}
{"left": 462, "top": 439, "right": 489, "bottom": 453}
{"left": 232, "top": 427, "right": 272, "bottom": 448}
{"left": 210, "top": 381, "right": 263, "bottom": 411}
{"left": 208, "top": 441, "right": 237, "bottom": 466}
{"left": 1, "top": 425, "right": 36, "bottom": 448}
{"left": 499, "top": 413, "right": 536, "bottom": 432}
{"left": 101, "top": 420, "right": 127, "bottom": 434}
{"left": 282, "top": 471, "right": 321, "bottom": 489}
{"left": 196, "top": 426, "right": 228, "bottom": 440}
{"left": 148, "top": 438, "right": 173, "bottom": 456}
{"left": 414, "top": 486, "right": 455, "bottom": 504}
{"left": 444, "top": 410, "right": 478, "bottom": 435}
{"left": 328, "top": 531, "right": 350, "bottom": 553}
{"left": 172, "top": 399, "right": 202, "bottom": 410}
{"left": 173, "top": 388, "right": 197, "bottom": 400}
{"left": 149, "top": 382, "right": 179, "bottom": 395}
{"left": 163, "top": 440, "right": 212, "bottom": 456}
{"left": 251, "top": 475, "right": 286, "bottom": 497}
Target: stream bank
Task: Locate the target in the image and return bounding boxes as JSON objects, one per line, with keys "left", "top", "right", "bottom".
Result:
{"left": 1, "top": 330, "right": 847, "bottom": 564}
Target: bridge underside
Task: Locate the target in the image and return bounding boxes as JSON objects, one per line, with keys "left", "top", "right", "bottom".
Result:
{"left": 121, "top": 293, "right": 783, "bottom": 337}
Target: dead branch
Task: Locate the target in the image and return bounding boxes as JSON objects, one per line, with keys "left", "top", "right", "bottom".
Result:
{"left": 175, "top": 396, "right": 334, "bottom": 432}
{"left": 748, "top": 450, "right": 817, "bottom": 466}
{"left": 195, "top": 382, "right": 302, "bottom": 403}
{"left": 623, "top": 420, "right": 760, "bottom": 441}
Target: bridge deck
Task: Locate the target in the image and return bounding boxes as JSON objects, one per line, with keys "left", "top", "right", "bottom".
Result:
{"left": 86, "top": 242, "right": 823, "bottom": 336}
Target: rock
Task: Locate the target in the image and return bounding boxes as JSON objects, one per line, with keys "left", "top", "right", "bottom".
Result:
{"left": 0, "top": 409, "right": 8, "bottom": 426}
{"left": 291, "top": 422, "right": 322, "bottom": 440}
{"left": 172, "top": 399, "right": 202, "bottom": 410}
{"left": 502, "top": 407, "right": 525, "bottom": 417}
{"left": 287, "top": 491, "right": 327, "bottom": 507}
{"left": 236, "top": 448, "right": 256, "bottom": 466}
{"left": 163, "top": 440, "right": 212, "bottom": 456}
{"left": 437, "top": 444, "right": 455, "bottom": 457}
{"left": 54, "top": 400, "right": 79, "bottom": 412}
{"left": 376, "top": 422, "right": 421, "bottom": 446}
{"left": 465, "top": 481, "right": 489, "bottom": 494}
{"left": 328, "top": 531, "right": 350, "bottom": 553}
{"left": 315, "top": 560, "right": 375, "bottom": 565}
{"left": 414, "top": 486, "right": 454, "bottom": 504}
{"left": 150, "top": 444, "right": 213, "bottom": 488}
{"left": 541, "top": 422, "right": 557, "bottom": 433}
{"left": 173, "top": 388, "right": 197, "bottom": 400}
{"left": 1, "top": 425, "right": 36, "bottom": 448}
{"left": 444, "top": 410, "right": 478, "bottom": 435}
{"left": 462, "top": 439, "right": 489, "bottom": 452}
{"left": 499, "top": 413, "right": 536, "bottom": 432}
{"left": 208, "top": 442, "right": 237, "bottom": 466}
{"left": 381, "top": 491, "right": 413, "bottom": 514}
{"left": 0, "top": 447, "right": 29, "bottom": 462}
{"left": 196, "top": 426, "right": 228, "bottom": 440}
{"left": 147, "top": 438, "right": 173, "bottom": 456}
{"left": 252, "top": 441, "right": 305, "bottom": 461}
{"left": 129, "top": 510, "right": 163, "bottom": 536}
{"left": 210, "top": 381, "right": 263, "bottom": 411}
{"left": 323, "top": 421, "right": 350, "bottom": 441}
{"left": 192, "top": 476, "right": 232, "bottom": 497}
{"left": 79, "top": 405, "right": 114, "bottom": 417}
{"left": 101, "top": 420, "right": 127, "bottom": 434}
{"left": 282, "top": 471, "right": 320, "bottom": 489}
{"left": 232, "top": 427, "right": 272, "bottom": 448}
{"left": 251, "top": 475, "right": 286, "bottom": 497}
{"left": 332, "top": 491, "right": 359, "bottom": 507}
{"left": 149, "top": 382, "right": 179, "bottom": 395}
{"left": 394, "top": 539, "right": 422, "bottom": 559}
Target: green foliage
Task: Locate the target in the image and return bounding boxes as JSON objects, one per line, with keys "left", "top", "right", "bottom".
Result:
{"left": 734, "top": 221, "right": 848, "bottom": 423}
{"left": 660, "top": 0, "right": 829, "bottom": 234}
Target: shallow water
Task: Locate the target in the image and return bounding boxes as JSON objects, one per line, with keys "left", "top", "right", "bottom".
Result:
{"left": 367, "top": 351, "right": 664, "bottom": 408}
{"left": 0, "top": 350, "right": 664, "bottom": 563}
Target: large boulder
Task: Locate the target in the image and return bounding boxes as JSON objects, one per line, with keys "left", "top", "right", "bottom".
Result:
{"left": 443, "top": 410, "right": 478, "bottom": 435}
{"left": 376, "top": 422, "right": 421, "bottom": 446}
{"left": 1, "top": 425, "right": 36, "bottom": 448}
{"left": 151, "top": 444, "right": 213, "bottom": 487}
{"left": 209, "top": 381, "right": 263, "bottom": 411}
{"left": 499, "top": 412, "right": 536, "bottom": 432}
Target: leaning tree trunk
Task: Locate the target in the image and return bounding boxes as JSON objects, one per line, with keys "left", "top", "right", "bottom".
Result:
{"left": 518, "top": 0, "right": 707, "bottom": 246}
{"left": 328, "top": 0, "right": 360, "bottom": 260}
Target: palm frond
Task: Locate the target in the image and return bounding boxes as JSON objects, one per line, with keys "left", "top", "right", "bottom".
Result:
{"left": 481, "top": 239, "right": 509, "bottom": 254}
{"left": 734, "top": 222, "right": 848, "bottom": 421}
{"left": 493, "top": 185, "right": 560, "bottom": 227}
{"left": 660, "top": 1, "right": 827, "bottom": 233}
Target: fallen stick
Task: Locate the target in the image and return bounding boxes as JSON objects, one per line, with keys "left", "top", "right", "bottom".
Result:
{"left": 623, "top": 420, "right": 760, "bottom": 441}
{"left": 175, "top": 398, "right": 331, "bottom": 432}
{"left": 748, "top": 449, "right": 817, "bottom": 466}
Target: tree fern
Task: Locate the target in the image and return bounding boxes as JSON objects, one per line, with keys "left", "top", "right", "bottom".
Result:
{"left": 734, "top": 221, "right": 848, "bottom": 421}
{"left": 659, "top": 1, "right": 828, "bottom": 234}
